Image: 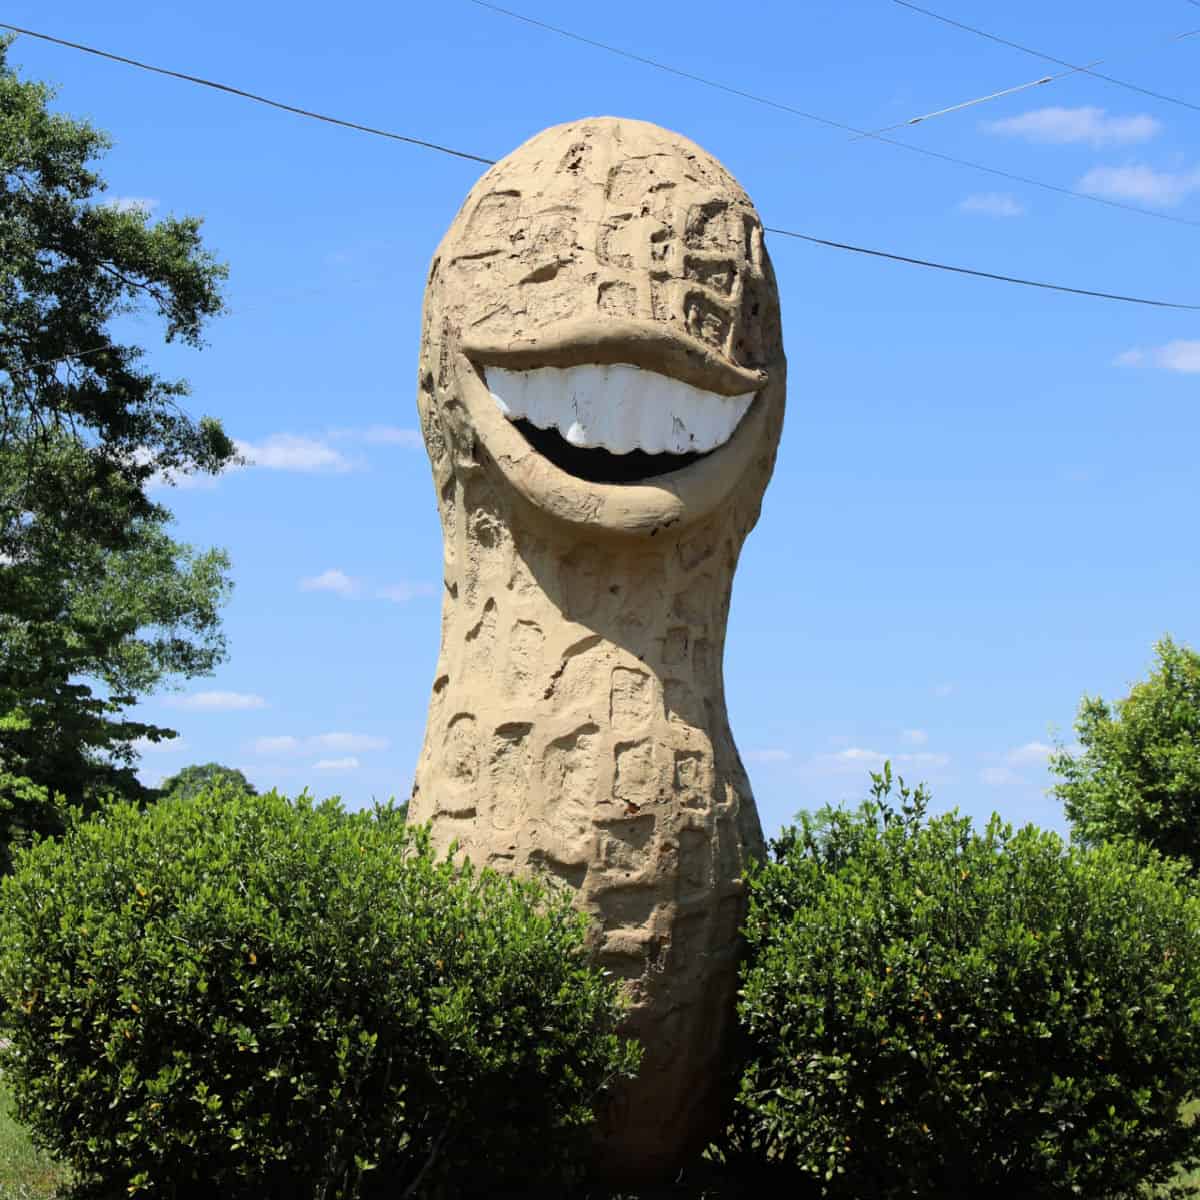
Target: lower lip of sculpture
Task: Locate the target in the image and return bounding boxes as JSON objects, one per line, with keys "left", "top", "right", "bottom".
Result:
{"left": 509, "top": 418, "right": 703, "bottom": 485}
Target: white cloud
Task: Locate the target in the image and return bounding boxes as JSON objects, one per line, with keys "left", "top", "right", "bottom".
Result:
{"left": 167, "top": 691, "right": 267, "bottom": 711}
{"left": 746, "top": 748, "right": 792, "bottom": 764}
{"left": 1114, "top": 340, "right": 1200, "bottom": 373}
{"left": 147, "top": 467, "right": 224, "bottom": 491}
{"left": 984, "top": 106, "right": 1160, "bottom": 148}
{"left": 980, "top": 741, "right": 1072, "bottom": 786}
{"left": 144, "top": 430, "right": 368, "bottom": 488}
{"left": 362, "top": 425, "right": 423, "bottom": 448}
{"left": 981, "top": 766, "right": 1020, "bottom": 787}
{"left": 801, "top": 745, "right": 950, "bottom": 779}
{"left": 896, "top": 752, "right": 950, "bottom": 768}
{"left": 901, "top": 729, "right": 928, "bottom": 745}
{"left": 836, "top": 747, "right": 888, "bottom": 768}
{"left": 102, "top": 195, "right": 160, "bottom": 214}
{"left": 313, "top": 756, "right": 360, "bottom": 771}
{"left": 311, "top": 732, "right": 389, "bottom": 753}
{"left": 302, "top": 573, "right": 440, "bottom": 602}
{"left": 1007, "top": 741, "right": 1055, "bottom": 767}
{"left": 151, "top": 430, "right": 372, "bottom": 487}
{"left": 250, "top": 732, "right": 388, "bottom": 756}
{"left": 1077, "top": 164, "right": 1200, "bottom": 208}
{"left": 300, "top": 568, "right": 359, "bottom": 597}
{"left": 132, "top": 736, "right": 188, "bottom": 755}
{"left": 128, "top": 445, "right": 227, "bottom": 491}
{"left": 959, "top": 192, "right": 1026, "bottom": 218}
{"left": 376, "top": 580, "right": 439, "bottom": 603}
{"left": 235, "top": 434, "right": 356, "bottom": 473}
{"left": 1159, "top": 342, "right": 1200, "bottom": 372}
{"left": 253, "top": 735, "right": 302, "bottom": 755}
{"left": 326, "top": 425, "right": 423, "bottom": 449}
{"left": 838, "top": 747, "right": 881, "bottom": 761}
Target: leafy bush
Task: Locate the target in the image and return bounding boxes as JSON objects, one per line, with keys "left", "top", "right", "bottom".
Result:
{"left": 723, "top": 766, "right": 1200, "bottom": 1199}
{"left": 0, "top": 788, "right": 638, "bottom": 1199}
{"left": 1052, "top": 635, "right": 1200, "bottom": 868}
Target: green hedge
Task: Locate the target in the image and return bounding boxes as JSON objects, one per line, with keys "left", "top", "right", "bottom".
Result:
{"left": 724, "top": 766, "right": 1200, "bottom": 1199}
{"left": 0, "top": 789, "right": 639, "bottom": 1198}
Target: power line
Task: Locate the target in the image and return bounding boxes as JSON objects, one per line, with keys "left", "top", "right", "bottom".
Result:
{"left": 2, "top": 21, "right": 1197, "bottom": 313}
{"left": 857, "top": 73, "right": 1061, "bottom": 138}
{"left": 763, "top": 227, "right": 1200, "bottom": 309}
{"left": 858, "top": 7, "right": 1200, "bottom": 137}
{"left": 0, "top": 21, "right": 497, "bottom": 165}
{"left": 464, "top": 0, "right": 1200, "bottom": 229}
{"left": 894, "top": 1, "right": 1200, "bottom": 116}
{"left": 7, "top": 13, "right": 1200, "bottom": 229}
{"left": 17, "top": 227, "right": 1200, "bottom": 354}
{"left": 464, "top": 2, "right": 863, "bottom": 138}
{"left": 20, "top": 223, "right": 1200, "bottom": 367}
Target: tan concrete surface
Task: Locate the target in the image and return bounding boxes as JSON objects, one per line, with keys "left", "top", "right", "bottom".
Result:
{"left": 408, "top": 116, "right": 786, "bottom": 1179}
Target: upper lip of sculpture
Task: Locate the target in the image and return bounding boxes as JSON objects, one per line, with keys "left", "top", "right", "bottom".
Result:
{"left": 450, "top": 317, "right": 778, "bottom": 532}
{"left": 461, "top": 316, "right": 768, "bottom": 399}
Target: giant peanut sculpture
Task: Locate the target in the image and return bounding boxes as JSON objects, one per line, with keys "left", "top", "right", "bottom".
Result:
{"left": 409, "top": 117, "right": 785, "bottom": 1176}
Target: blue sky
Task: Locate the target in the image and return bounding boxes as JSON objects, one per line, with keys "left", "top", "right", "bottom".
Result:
{"left": 8, "top": 0, "right": 1198, "bottom": 838}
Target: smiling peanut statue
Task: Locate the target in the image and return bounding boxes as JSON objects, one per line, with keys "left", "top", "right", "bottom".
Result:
{"left": 408, "top": 116, "right": 785, "bottom": 1178}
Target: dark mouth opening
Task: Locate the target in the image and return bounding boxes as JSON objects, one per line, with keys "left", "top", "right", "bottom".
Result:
{"left": 512, "top": 419, "right": 704, "bottom": 485}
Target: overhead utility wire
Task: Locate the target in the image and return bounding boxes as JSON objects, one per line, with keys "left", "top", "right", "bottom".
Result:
{"left": 859, "top": 11, "right": 1200, "bottom": 136}
{"left": 894, "top": 1, "right": 1200, "bottom": 116}
{"left": 2, "top": 23, "right": 1197, "bottom": 324}
{"left": 872, "top": 13, "right": 1200, "bottom": 136}
{"left": 762, "top": 228, "right": 1199, "bottom": 309}
{"left": 857, "top": 74, "right": 1064, "bottom": 137}
{"left": 27, "top": 222, "right": 1200, "bottom": 379}
{"left": 463, "top": 0, "right": 1200, "bottom": 229}
{"left": 0, "top": 21, "right": 496, "bottom": 165}
{"left": 6, "top": 13, "right": 1199, "bottom": 231}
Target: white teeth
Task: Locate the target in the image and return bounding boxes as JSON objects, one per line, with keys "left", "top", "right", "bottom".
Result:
{"left": 486, "top": 363, "right": 754, "bottom": 456}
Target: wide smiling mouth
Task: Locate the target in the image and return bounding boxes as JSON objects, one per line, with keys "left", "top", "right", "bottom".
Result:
{"left": 485, "top": 363, "right": 756, "bottom": 485}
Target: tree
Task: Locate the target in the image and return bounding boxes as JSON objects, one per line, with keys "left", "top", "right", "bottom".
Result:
{"left": 0, "top": 36, "right": 237, "bottom": 861}
{"left": 158, "top": 762, "right": 257, "bottom": 801}
{"left": 1051, "top": 635, "right": 1200, "bottom": 867}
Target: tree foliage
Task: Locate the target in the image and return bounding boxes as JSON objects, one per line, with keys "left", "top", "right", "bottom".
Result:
{"left": 721, "top": 766, "right": 1200, "bottom": 1198}
{"left": 1051, "top": 635, "right": 1200, "bottom": 867}
{"left": 0, "top": 36, "right": 236, "bottom": 855}
{"left": 158, "top": 762, "right": 257, "bottom": 802}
